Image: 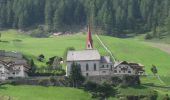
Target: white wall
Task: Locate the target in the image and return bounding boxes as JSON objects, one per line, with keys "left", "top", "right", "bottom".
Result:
{"left": 9, "top": 65, "right": 27, "bottom": 78}
{"left": 67, "top": 60, "right": 100, "bottom": 76}
{"left": 0, "top": 63, "right": 9, "bottom": 80}
{"left": 114, "top": 64, "right": 135, "bottom": 75}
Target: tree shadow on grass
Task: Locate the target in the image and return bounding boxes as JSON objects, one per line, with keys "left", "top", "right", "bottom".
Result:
{"left": 0, "top": 85, "right": 7, "bottom": 90}
{"left": 128, "top": 85, "right": 148, "bottom": 89}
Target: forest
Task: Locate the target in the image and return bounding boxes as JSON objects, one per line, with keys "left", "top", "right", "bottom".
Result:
{"left": 0, "top": 0, "right": 170, "bottom": 37}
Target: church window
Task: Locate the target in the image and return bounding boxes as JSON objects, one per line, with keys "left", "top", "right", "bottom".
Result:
{"left": 102, "top": 71, "right": 106, "bottom": 73}
{"left": 94, "top": 63, "right": 96, "bottom": 71}
{"left": 86, "top": 73, "right": 89, "bottom": 76}
{"left": 102, "top": 65, "right": 104, "bottom": 68}
{"left": 114, "top": 70, "right": 117, "bottom": 73}
{"left": 107, "top": 65, "right": 109, "bottom": 68}
{"left": 128, "top": 71, "right": 131, "bottom": 73}
{"left": 110, "top": 65, "right": 113, "bottom": 70}
{"left": 86, "top": 64, "right": 89, "bottom": 71}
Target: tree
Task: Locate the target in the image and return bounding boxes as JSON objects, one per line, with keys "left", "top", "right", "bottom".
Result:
{"left": 0, "top": 33, "right": 1, "bottom": 40}
{"left": 163, "top": 94, "right": 170, "bottom": 100}
{"left": 151, "top": 65, "right": 158, "bottom": 75}
{"left": 29, "top": 59, "right": 36, "bottom": 74}
{"left": 84, "top": 81, "right": 117, "bottom": 99}
{"left": 69, "top": 62, "right": 84, "bottom": 88}
{"left": 37, "top": 54, "right": 45, "bottom": 62}
{"left": 166, "top": 11, "right": 170, "bottom": 35}
{"left": 46, "top": 56, "right": 62, "bottom": 70}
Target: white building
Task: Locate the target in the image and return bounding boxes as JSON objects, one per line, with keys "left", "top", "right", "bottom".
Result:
{"left": 0, "top": 60, "right": 29, "bottom": 80}
{"left": 66, "top": 49, "right": 113, "bottom": 76}
{"left": 66, "top": 25, "right": 114, "bottom": 77}
{"left": 0, "top": 61, "right": 9, "bottom": 80}
{"left": 114, "top": 61, "right": 144, "bottom": 75}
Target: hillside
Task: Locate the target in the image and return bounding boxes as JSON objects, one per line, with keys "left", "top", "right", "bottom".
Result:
{"left": 0, "top": 30, "right": 170, "bottom": 76}
{"left": 0, "top": 30, "right": 170, "bottom": 99}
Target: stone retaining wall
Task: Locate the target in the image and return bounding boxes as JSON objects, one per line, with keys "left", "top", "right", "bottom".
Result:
{"left": 0, "top": 50, "right": 23, "bottom": 59}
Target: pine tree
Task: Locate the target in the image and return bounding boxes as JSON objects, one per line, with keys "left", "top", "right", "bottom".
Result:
{"left": 69, "top": 62, "right": 84, "bottom": 88}
{"left": 166, "top": 11, "right": 170, "bottom": 35}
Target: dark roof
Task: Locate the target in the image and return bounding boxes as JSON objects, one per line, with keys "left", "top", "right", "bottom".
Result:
{"left": 114, "top": 61, "right": 144, "bottom": 70}
{"left": 13, "top": 60, "right": 27, "bottom": 65}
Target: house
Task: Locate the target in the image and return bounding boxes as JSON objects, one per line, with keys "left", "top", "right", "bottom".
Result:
{"left": 8, "top": 60, "right": 29, "bottom": 78}
{"left": 0, "top": 60, "right": 29, "bottom": 80}
{"left": 113, "top": 61, "right": 144, "bottom": 75}
{"left": 0, "top": 61, "right": 9, "bottom": 80}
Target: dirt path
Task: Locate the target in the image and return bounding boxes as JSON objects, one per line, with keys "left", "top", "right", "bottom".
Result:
{"left": 145, "top": 42, "right": 170, "bottom": 55}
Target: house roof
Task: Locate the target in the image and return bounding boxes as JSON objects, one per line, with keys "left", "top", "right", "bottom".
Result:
{"left": 13, "top": 60, "right": 27, "bottom": 65}
{"left": 114, "top": 61, "right": 128, "bottom": 67}
{"left": 67, "top": 49, "right": 100, "bottom": 61}
{"left": 114, "top": 61, "right": 144, "bottom": 70}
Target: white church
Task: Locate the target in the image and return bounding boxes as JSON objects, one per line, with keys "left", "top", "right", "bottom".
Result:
{"left": 66, "top": 26, "right": 144, "bottom": 77}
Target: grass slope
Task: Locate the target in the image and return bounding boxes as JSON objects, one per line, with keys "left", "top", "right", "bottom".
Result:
{"left": 0, "top": 85, "right": 91, "bottom": 100}
{"left": 0, "top": 29, "right": 170, "bottom": 76}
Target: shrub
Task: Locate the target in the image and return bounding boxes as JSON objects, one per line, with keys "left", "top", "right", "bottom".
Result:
{"left": 30, "top": 29, "right": 49, "bottom": 38}
{"left": 145, "top": 33, "right": 153, "bottom": 40}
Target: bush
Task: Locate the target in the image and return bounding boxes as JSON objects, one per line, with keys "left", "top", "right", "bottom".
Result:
{"left": 84, "top": 81, "right": 117, "bottom": 99}
{"left": 83, "top": 81, "right": 97, "bottom": 91}
{"left": 145, "top": 33, "right": 153, "bottom": 40}
{"left": 111, "top": 76, "right": 122, "bottom": 86}
{"left": 30, "top": 29, "right": 49, "bottom": 38}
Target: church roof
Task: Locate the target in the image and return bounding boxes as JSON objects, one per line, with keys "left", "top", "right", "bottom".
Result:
{"left": 101, "top": 56, "right": 112, "bottom": 63}
{"left": 67, "top": 49, "right": 100, "bottom": 61}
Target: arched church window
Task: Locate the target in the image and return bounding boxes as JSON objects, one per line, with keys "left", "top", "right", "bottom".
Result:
{"left": 86, "top": 64, "right": 89, "bottom": 71}
{"left": 94, "top": 63, "right": 96, "bottom": 71}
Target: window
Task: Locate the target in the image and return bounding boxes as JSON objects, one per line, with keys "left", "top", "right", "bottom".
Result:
{"left": 102, "top": 71, "right": 106, "bottom": 73}
{"left": 86, "top": 64, "right": 89, "bottom": 71}
{"left": 107, "top": 65, "right": 109, "bottom": 68}
{"left": 102, "top": 65, "right": 104, "bottom": 68}
{"left": 111, "top": 65, "right": 113, "bottom": 70}
{"left": 128, "top": 71, "right": 131, "bottom": 73}
{"left": 86, "top": 73, "right": 89, "bottom": 76}
{"left": 94, "top": 63, "right": 96, "bottom": 71}
{"left": 114, "top": 70, "right": 117, "bottom": 73}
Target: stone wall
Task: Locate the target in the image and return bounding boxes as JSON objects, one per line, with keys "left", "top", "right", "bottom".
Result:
{"left": 86, "top": 75, "right": 112, "bottom": 83}
{"left": 10, "top": 76, "right": 70, "bottom": 86}
{"left": 0, "top": 50, "right": 5, "bottom": 56}
{"left": 0, "top": 50, "right": 23, "bottom": 59}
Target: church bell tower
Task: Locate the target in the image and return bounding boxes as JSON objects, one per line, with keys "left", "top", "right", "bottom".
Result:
{"left": 86, "top": 25, "right": 93, "bottom": 49}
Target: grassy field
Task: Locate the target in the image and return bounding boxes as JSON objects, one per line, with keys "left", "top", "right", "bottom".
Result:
{"left": 0, "top": 29, "right": 170, "bottom": 76}
{"left": 0, "top": 29, "right": 170, "bottom": 100}
{"left": 0, "top": 85, "right": 92, "bottom": 100}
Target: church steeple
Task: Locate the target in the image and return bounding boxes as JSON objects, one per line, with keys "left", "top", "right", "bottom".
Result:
{"left": 86, "top": 24, "right": 93, "bottom": 49}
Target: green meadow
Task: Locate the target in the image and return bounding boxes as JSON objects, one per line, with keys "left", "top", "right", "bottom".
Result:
{"left": 0, "top": 29, "right": 170, "bottom": 76}
{"left": 0, "top": 29, "right": 170, "bottom": 100}
{"left": 0, "top": 85, "right": 91, "bottom": 100}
